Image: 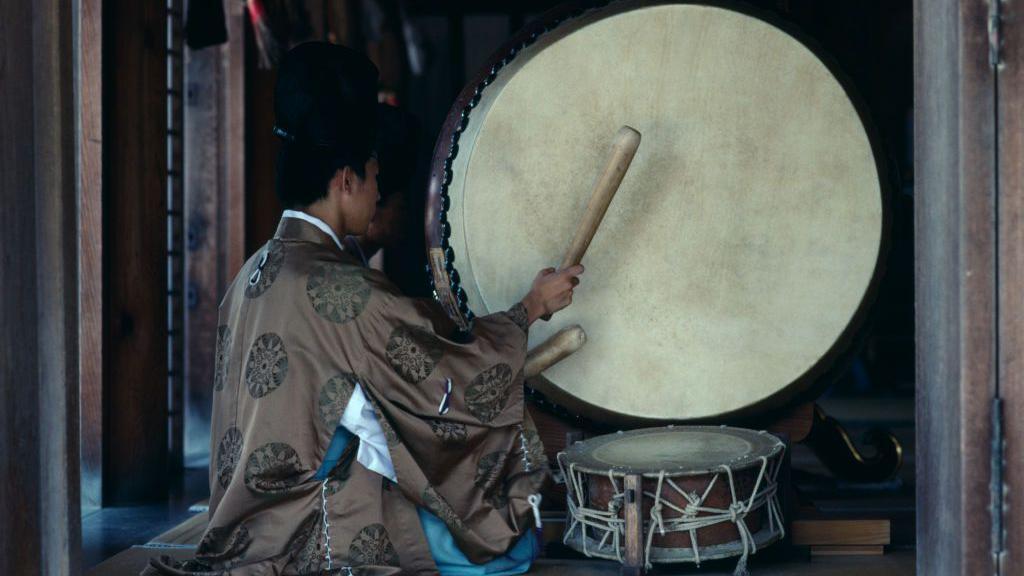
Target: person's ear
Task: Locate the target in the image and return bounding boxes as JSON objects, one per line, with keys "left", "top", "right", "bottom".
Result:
{"left": 340, "top": 166, "right": 355, "bottom": 196}
{"left": 327, "top": 168, "right": 346, "bottom": 200}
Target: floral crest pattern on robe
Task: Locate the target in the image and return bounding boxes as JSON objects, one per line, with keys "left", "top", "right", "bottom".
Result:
{"left": 143, "top": 218, "right": 546, "bottom": 576}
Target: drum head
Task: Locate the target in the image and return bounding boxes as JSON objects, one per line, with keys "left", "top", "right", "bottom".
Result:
{"left": 429, "top": 1, "right": 884, "bottom": 421}
{"left": 563, "top": 426, "right": 783, "bottom": 476}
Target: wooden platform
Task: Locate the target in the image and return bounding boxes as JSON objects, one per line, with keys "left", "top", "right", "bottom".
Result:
{"left": 87, "top": 501, "right": 913, "bottom": 575}
{"left": 88, "top": 544, "right": 914, "bottom": 575}
{"left": 792, "top": 518, "right": 891, "bottom": 547}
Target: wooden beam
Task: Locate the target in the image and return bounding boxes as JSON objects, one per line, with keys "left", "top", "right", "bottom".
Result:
{"left": 167, "top": 0, "right": 186, "bottom": 474}
{"left": 326, "top": 0, "right": 358, "bottom": 46}
{"left": 1, "top": 0, "right": 81, "bottom": 571}
{"left": 35, "top": 0, "right": 81, "bottom": 568}
{"left": 104, "top": 0, "right": 169, "bottom": 502}
{"left": 914, "top": 0, "right": 997, "bottom": 574}
{"left": 244, "top": 18, "right": 282, "bottom": 255}
{"left": 224, "top": 1, "right": 246, "bottom": 281}
{"left": 0, "top": 0, "right": 44, "bottom": 562}
{"left": 184, "top": 36, "right": 222, "bottom": 463}
{"left": 183, "top": 4, "right": 248, "bottom": 463}
{"left": 998, "top": 0, "right": 1024, "bottom": 571}
{"left": 78, "top": 0, "right": 103, "bottom": 512}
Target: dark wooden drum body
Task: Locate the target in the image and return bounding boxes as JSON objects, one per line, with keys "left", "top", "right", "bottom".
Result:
{"left": 558, "top": 426, "right": 786, "bottom": 567}
{"left": 588, "top": 464, "right": 766, "bottom": 548}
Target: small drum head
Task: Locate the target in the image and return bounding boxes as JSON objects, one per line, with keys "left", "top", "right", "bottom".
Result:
{"left": 428, "top": 1, "right": 886, "bottom": 423}
{"left": 563, "top": 426, "right": 783, "bottom": 476}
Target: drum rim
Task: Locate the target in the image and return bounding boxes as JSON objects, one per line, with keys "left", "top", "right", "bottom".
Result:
{"left": 560, "top": 425, "right": 785, "bottom": 476}
{"left": 424, "top": 0, "right": 894, "bottom": 425}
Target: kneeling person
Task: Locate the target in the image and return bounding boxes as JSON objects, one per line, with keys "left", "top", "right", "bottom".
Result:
{"left": 144, "top": 42, "right": 582, "bottom": 575}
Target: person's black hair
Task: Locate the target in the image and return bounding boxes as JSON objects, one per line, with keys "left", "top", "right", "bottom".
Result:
{"left": 271, "top": 42, "right": 378, "bottom": 209}
{"left": 274, "top": 144, "right": 368, "bottom": 209}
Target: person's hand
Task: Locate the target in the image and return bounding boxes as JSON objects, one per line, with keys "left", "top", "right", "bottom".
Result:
{"left": 521, "top": 265, "right": 584, "bottom": 324}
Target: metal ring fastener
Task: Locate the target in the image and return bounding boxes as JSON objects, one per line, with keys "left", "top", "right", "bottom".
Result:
{"left": 247, "top": 250, "right": 269, "bottom": 286}
{"left": 437, "top": 377, "right": 452, "bottom": 415}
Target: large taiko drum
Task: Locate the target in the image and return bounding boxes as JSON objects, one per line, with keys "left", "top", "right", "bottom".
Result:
{"left": 426, "top": 1, "right": 886, "bottom": 423}
{"left": 558, "top": 426, "right": 786, "bottom": 569}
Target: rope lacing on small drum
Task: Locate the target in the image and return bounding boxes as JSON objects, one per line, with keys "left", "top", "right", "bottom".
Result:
{"left": 681, "top": 489, "right": 702, "bottom": 520}
{"left": 650, "top": 472, "right": 667, "bottom": 536}
{"left": 558, "top": 438, "right": 786, "bottom": 576}
{"left": 729, "top": 501, "right": 745, "bottom": 523}
{"left": 558, "top": 454, "right": 627, "bottom": 563}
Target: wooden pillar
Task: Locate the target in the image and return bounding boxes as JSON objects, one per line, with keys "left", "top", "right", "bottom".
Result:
{"left": 183, "top": 2, "right": 246, "bottom": 463}
{"left": 0, "top": 0, "right": 81, "bottom": 572}
{"left": 184, "top": 34, "right": 213, "bottom": 464}
{"left": 224, "top": 1, "right": 247, "bottom": 283}
{"left": 167, "top": 0, "right": 186, "bottom": 474}
{"left": 998, "top": 0, "right": 1024, "bottom": 572}
{"left": 0, "top": 11, "right": 42, "bottom": 567}
{"left": 914, "top": 0, "right": 997, "bottom": 574}
{"left": 104, "top": 0, "right": 169, "bottom": 502}
{"left": 244, "top": 19, "right": 282, "bottom": 256}
{"left": 78, "top": 0, "right": 103, "bottom": 512}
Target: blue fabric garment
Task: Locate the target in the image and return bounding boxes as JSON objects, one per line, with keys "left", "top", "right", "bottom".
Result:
{"left": 417, "top": 508, "right": 539, "bottom": 576}
{"left": 314, "top": 425, "right": 354, "bottom": 480}
{"left": 318, "top": 426, "right": 538, "bottom": 575}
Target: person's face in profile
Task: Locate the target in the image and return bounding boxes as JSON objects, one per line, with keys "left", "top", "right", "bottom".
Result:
{"left": 366, "top": 190, "right": 408, "bottom": 249}
{"left": 340, "top": 156, "right": 380, "bottom": 236}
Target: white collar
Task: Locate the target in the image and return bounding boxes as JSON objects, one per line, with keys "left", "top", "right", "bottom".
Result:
{"left": 281, "top": 210, "right": 344, "bottom": 253}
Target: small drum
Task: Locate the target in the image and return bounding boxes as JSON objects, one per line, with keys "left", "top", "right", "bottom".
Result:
{"left": 557, "top": 426, "right": 785, "bottom": 571}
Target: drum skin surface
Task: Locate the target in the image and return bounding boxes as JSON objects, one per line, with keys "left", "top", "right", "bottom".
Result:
{"left": 564, "top": 425, "right": 783, "bottom": 475}
{"left": 429, "top": 1, "right": 885, "bottom": 422}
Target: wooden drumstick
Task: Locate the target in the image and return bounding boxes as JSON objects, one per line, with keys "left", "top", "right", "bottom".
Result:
{"left": 524, "top": 325, "right": 587, "bottom": 378}
{"left": 541, "top": 125, "right": 641, "bottom": 320}
{"left": 560, "top": 125, "right": 641, "bottom": 269}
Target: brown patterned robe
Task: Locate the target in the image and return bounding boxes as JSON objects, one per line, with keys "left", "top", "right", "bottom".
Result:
{"left": 144, "top": 218, "right": 547, "bottom": 575}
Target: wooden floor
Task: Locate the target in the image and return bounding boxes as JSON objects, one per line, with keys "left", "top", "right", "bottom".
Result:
{"left": 87, "top": 509, "right": 915, "bottom": 576}
{"left": 89, "top": 543, "right": 914, "bottom": 575}
{"left": 88, "top": 397, "right": 916, "bottom": 575}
